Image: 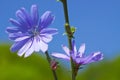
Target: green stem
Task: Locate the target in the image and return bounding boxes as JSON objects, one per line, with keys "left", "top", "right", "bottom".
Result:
{"left": 45, "top": 51, "right": 58, "bottom": 80}
{"left": 60, "top": 0, "right": 76, "bottom": 80}
{"left": 61, "top": 0, "right": 69, "bottom": 23}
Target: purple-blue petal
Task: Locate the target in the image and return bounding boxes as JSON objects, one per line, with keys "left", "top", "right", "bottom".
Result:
{"left": 40, "top": 28, "right": 58, "bottom": 35}
{"left": 51, "top": 53, "right": 70, "bottom": 60}
{"left": 39, "top": 40, "right": 48, "bottom": 52}
{"left": 9, "top": 18, "right": 21, "bottom": 27}
{"left": 40, "top": 34, "right": 53, "bottom": 43}
{"left": 18, "top": 39, "right": 33, "bottom": 57}
{"left": 38, "top": 11, "right": 55, "bottom": 30}
{"left": 9, "top": 18, "right": 27, "bottom": 32}
{"left": 10, "top": 38, "right": 29, "bottom": 52}
{"left": 16, "top": 10, "right": 31, "bottom": 29}
{"left": 9, "top": 33, "right": 29, "bottom": 40}
{"left": 80, "top": 52, "right": 103, "bottom": 65}
{"left": 20, "top": 8, "right": 33, "bottom": 28}
{"left": 6, "top": 27, "right": 20, "bottom": 33}
{"left": 31, "top": 5, "right": 39, "bottom": 26}
{"left": 62, "top": 45, "right": 70, "bottom": 56}
{"left": 78, "top": 43, "right": 85, "bottom": 57}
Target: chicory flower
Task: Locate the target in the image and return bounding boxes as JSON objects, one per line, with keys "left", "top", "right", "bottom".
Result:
{"left": 52, "top": 40, "right": 103, "bottom": 65}
{"left": 6, "top": 5, "right": 57, "bottom": 57}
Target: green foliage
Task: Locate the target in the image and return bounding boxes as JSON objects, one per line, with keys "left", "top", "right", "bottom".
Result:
{"left": 77, "top": 58, "right": 120, "bottom": 80}
{"left": 0, "top": 44, "right": 70, "bottom": 80}
{"left": 0, "top": 44, "right": 120, "bottom": 80}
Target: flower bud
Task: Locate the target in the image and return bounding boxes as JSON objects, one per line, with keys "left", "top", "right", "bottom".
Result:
{"left": 50, "top": 60, "right": 58, "bottom": 70}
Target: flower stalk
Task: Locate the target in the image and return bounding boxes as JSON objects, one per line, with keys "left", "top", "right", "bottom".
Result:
{"left": 45, "top": 51, "right": 58, "bottom": 80}
{"left": 60, "top": 0, "right": 76, "bottom": 80}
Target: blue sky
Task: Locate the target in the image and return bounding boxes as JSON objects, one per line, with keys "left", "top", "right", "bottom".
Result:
{"left": 0, "top": 0, "right": 120, "bottom": 59}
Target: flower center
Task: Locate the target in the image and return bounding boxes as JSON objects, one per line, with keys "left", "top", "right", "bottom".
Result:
{"left": 28, "top": 27, "right": 39, "bottom": 37}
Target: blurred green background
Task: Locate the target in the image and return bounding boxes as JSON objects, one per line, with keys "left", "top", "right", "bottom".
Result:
{"left": 0, "top": 44, "right": 120, "bottom": 80}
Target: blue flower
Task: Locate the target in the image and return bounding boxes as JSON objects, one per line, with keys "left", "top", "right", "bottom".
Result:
{"left": 52, "top": 40, "right": 103, "bottom": 65}
{"left": 6, "top": 5, "right": 57, "bottom": 57}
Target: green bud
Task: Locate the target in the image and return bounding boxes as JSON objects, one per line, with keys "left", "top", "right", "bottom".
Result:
{"left": 70, "top": 26, "right": 76, "bottom": 33}
{"left": 65, "top": 23, "right": 69, "bottom": 27}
